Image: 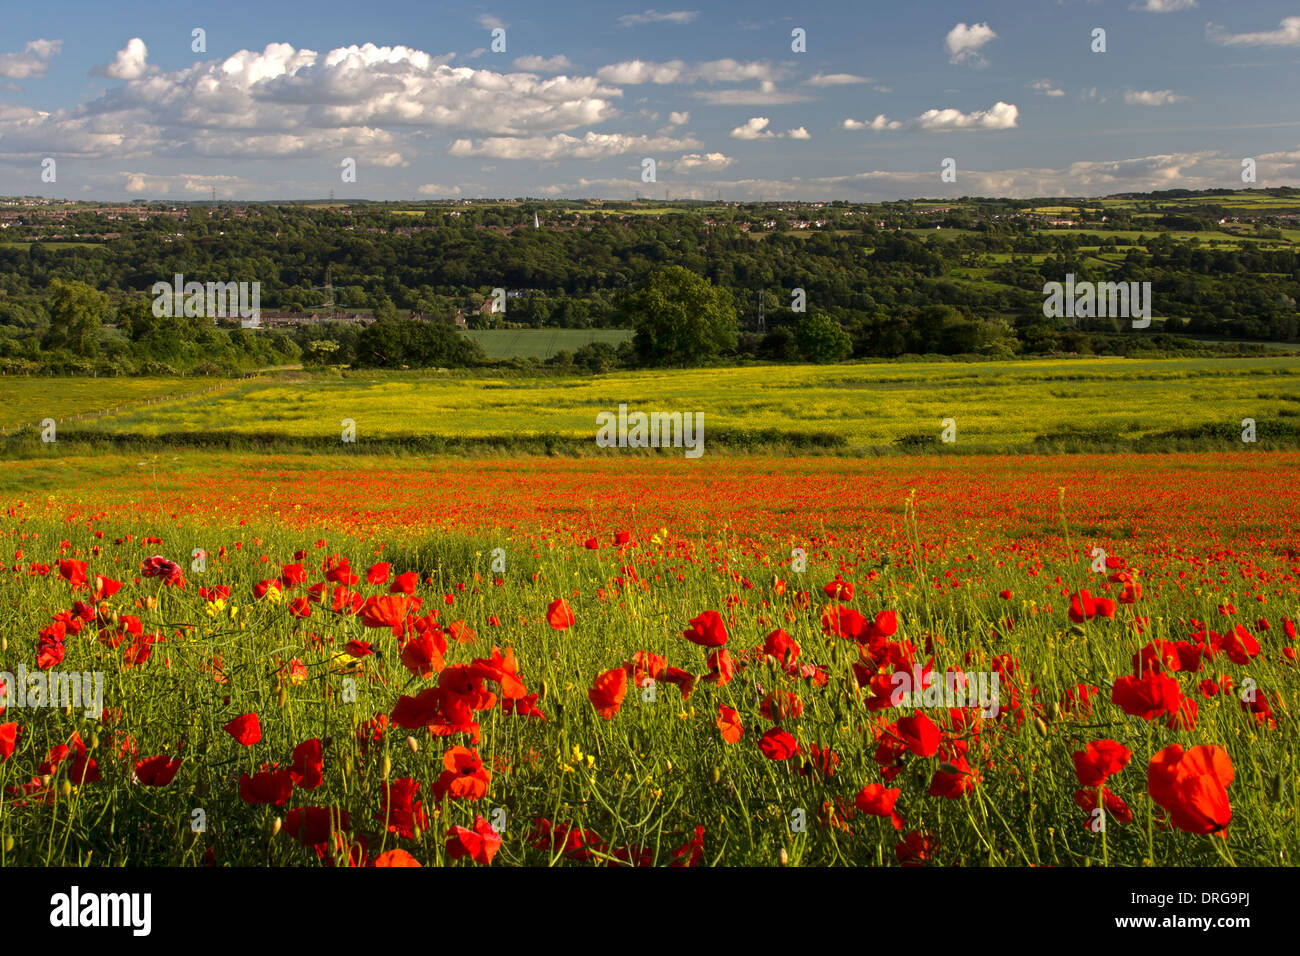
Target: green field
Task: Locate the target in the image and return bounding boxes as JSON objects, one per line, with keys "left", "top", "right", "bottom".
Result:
{"left": 464, "top": 328, "right": 634, "bottom": 360}
{"left": 4, "top": 356, "right": 1299, "bottom": 454}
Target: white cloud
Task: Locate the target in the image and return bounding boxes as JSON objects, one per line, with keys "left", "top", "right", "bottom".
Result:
{"left": 121, "top": 171, "right": 244, "bottom": 196}
{"left": 0, "top": 41, "right": 630, "bottom": 164}
{"left": 730, "top": 116, "right": 774, "bottom": 139}
{"left": 786, "top": 126, "right": 810, "bottom": 139}
{"left": 945, "top": 22, "right": 997, "bottom": 65}
{"left": 1133, "top": 0, "right": 1196, "bottom": 11}
{"left": 512, "top": 54, "right": 573, "bottom": 73}
{"left": 0, "top": 38, "right": 62, "bottom": 79}
{"left": 596, "top": 59, "right": 686, "bottom": 84}
{"left": 617, "top": 10, "right": 699, "bottom": 27}
{"left": 596, "top": 57, "right": 782, "bottom": 85}
{"left": 843, "top": 115, "right": 902, "bottom": 131}
{"left": 477, "top": 14, "right": 507, "bottom": 30}
{"left": 1031, "top": 79, "right": 1065, "bottom": 97}
{"left": 95, "top": 37, "right": 150, "bottom": 80}
{"left": 846, "top": 101, "right": 1018, "bottom": 132}
{"left": 1207, "top": 16, "right": 1300, "bottom": 47}
{"left": 804, "top": 72, "right": 871, "bottom": 86}
{"left": 672, "top": 151, "right": 733, "bottom": 171}
{"left": 448, "top": 130, "right": 699, "bottom": 159}
{"left": 668, "top": 110, "right": 690, "bottom": 124}
{"left": 417, "top": 182, "right": 463, "bottom": 196}
{"left": 1124, "top": 89, "right": 1185, "bottom": 106}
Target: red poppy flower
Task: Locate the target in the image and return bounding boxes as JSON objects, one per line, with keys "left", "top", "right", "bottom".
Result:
{"left": 0, "top": 723, "right": 18, "bottom": 761}
{"left": 587, "top": 667, "right": 627, "bottom": 719}
{"left": 372, "top": 849, "right": 421, "bottom": 867}
{"left": 855, "top": 783, "right": 905, "bottom": 828}
{"left": 683, "top": 610, "right": 727, "bottom": 647}
{"left": 446, "top": 816, "right": 502, "bottom": 865}
{"left": 401, "top": 630, "right": 446, "bottom": 679}
{"left": 389, "top": 571, "right": 420, "bottom": 595}
{"left": 763, "top": 628, "right": 800, "bottom": 664}
{"left": 240, "top": 765, "right": 293, "bottom": 805}
{"left": 1111, "top": 672, "right": 1183, "bottom": 721}
{"left": 1071, "top": 739, "right": 1132, "bottom": 787}
{"left": 433, "top": 747, "right": 491, "bottom": 801}
{"left": 759, "top": 727, "right": 800, "bottom": 760}
{"left": 134, "top": 754, "right": 182, "bottom": 786}
{"left": 359, "top": 595, "right": 415, "bottom": 636}
{"left": 223, "top": 712, "right": 262, "bottom": 746}
{"left": 290, "top": 738, "right": 324, "bottom": 790}
{"left": 366, "top": 562, "right": 392, "bottom": 585}
{"left": 1147, "top": 744, "right": 1233, "bottom": 836}
{"left": 377, "top": 777, "right": 428, "bottom": 837}
{"left": 546, "top": 598, "right": 575, "bottom": 630}
{"left": 716, "top": 705, "right": 743, "bottom": 743}
{"left": 895, "top": 713, "right": 941, "bottom": 758}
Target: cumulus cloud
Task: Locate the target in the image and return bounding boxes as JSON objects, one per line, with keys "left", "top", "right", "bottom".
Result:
{"left": 1124, "top": 89, "right": 1185, "bottom": 106}
{"left": 617, "top": 10, "right": 699, "bottom": 27}
{"left": 730, "top": 116, "right": 774, "bottom": 139}
{"left": 1133, "top": 0, "right": 1196, "bottom": 10}
{"left": 95, "top": 37, "right": 150, "bottom": 80}
{"left": 843, "top": 115, "right": 902, "bottom": 131}
{"left": 945, "top": 22, "right": 997, "bottom": 65}
{"left": 448, "top": 130, "right": 699, "bottom": 160}
{"left": 1031, "top": 79, "right": 1065, "bottom": 97}
{"left": 596, "top": 57, "right": 783, "bottom": 85}
{"left": 668, "top": 110, "right": 690, "bottom": 124}
{"left": 0, "top": 38, "right": 62, "bottom": 79}
{"left": 417, "top": 182, "right": 463, "bottom": 196}
{"left": 672, "top": 151, "right": 734, "bottom": 171}
{"left": 477, "top": 14, "right": 507, "bottom": 30}
{"left": 1207, "top": 16, "right": 1300, "bottom": 46}
{"left": 512, "top": 54, "right": 573, "bottom": 72}
{"left": 786, "top": 126, "right": 810, "bottom": 139}
{"left": 844, "top": 101, "right": 1018, "bottom": 132}
{"left": 0, "top": 41, "right": 626, "bottom": 162}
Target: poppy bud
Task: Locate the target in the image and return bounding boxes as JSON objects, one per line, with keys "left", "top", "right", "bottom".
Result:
{"left": 382, "top": 755, "right": 392, "bottom": 778}
{"left": 538, "top": 680, "right": 548, "bottom": 702}
{"left": 89, "top": 734, "right": 99, "bottom": 751}
{"left": 0, "top": 637, "right": 6, "bottom": 652}
{"left": 2, "top": 835, "right": 12, "bottom": 853}
{"left": 778, "top": 847, "right": 789, "bottom": 866}
{"left": 1046, "top": 702, "right": 1060, "bottom": 722}
{"left": 711, "top": 766, "right": 721, "bottom": 784}
{"left": 1033, "top": 717, "right": 1048, "bottom": 737}
{"left": 267, "top": 816, "right": 281, "bottom": 838}
{"left": 406, "top": 736, "right": 419, "bottom": 754}
{"left": 61, "top": 780, "right": 73, "bottom": 798}
{"left": 1271, "top": 772, "right": 1285, "bottom": 802}
{"left": 277, "top": 684, "right": 288, "bottom": 707}
{"left": 1069, "top": 624, "right": 1086, "bottom": 637}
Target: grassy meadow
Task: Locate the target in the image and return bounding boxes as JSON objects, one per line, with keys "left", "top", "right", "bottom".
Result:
{"left": 3, "top": 355, "right": 1299, "bottom": 454}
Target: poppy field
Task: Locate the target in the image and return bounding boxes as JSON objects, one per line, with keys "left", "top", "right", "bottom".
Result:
{"left": 0, "top": 450, "right": 1295, "bottom": 868}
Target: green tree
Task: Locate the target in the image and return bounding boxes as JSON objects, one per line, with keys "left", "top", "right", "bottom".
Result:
{"left": 795, "top": 313, "right": 852, "bottom": 363}
{"left": 625, "top": 266, "right": 737, "bottom": 366}
{"left": 43, "top": 279, "right": 108, "bottom": 357}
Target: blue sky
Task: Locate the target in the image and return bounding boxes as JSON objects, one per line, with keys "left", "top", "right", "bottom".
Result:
{"left": 2, "top": 0, "right": 1298, "bottom": 201}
